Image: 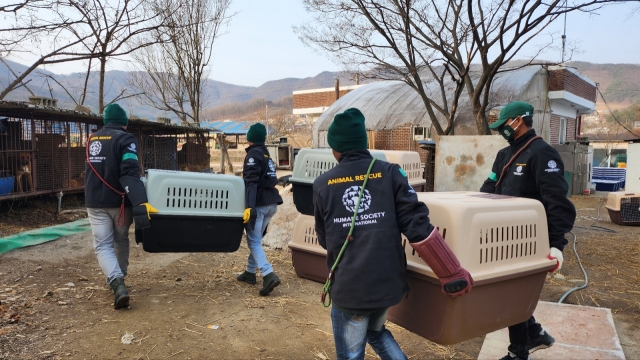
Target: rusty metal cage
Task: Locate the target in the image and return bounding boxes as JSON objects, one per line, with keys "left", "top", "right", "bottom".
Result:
{"left": 0, "top": 101, "right": 213, "bottom": 201}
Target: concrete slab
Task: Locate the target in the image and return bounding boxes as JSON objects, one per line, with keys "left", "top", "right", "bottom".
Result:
{"left": 478, "top": 301, "right": 625, "bottom": 359}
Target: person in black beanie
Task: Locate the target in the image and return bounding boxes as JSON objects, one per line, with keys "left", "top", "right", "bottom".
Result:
{"left": 236, "top": 123, "right": 283, "bottom": 296}
{"left": 85, "top": 103, "right": 158, "bottom": 309}
{"left": 312, "top": 108, "right": 472, "bottom": 360}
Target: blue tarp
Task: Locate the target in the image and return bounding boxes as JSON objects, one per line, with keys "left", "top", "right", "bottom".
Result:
{"left": 200, "top": 121, "right": 276, "bottom": 135}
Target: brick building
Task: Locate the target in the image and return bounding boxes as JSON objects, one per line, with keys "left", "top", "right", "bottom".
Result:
{"left": 311, "top": 65, "right": 597, "bottom": 149}
{"left": 292, "top": 85, "right": 361, "bottom": 123}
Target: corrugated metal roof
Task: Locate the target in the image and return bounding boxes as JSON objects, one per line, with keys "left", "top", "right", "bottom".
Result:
{"left": 314, "top": 66, "right": 542, "bottom": 132}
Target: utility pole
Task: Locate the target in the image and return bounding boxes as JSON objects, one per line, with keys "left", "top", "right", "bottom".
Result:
{"left": 265, "top": 104, "right": 268, "bottom": 142}
{"left": 334, "top": 78, "right": 339, "bottom": 101}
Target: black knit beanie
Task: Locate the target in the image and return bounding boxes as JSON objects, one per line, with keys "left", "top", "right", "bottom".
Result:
{"left": 327, "top": 108, "right": 368, "bottom": 152}
{"left": 103, "top": 103, "right": 128, "bottom": 126}
{"left": 246, "top": 123, "right": 266, "bottom": 144}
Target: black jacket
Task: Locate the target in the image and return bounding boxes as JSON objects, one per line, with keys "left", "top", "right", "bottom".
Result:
{"left": 480, "top": 129, "right": 576, "bottom": 251}
{"left": 84, "top": 124, "right": 145, "bottom": 208}
{"left": 243, "top": 143, "right": 283, "bottom": 208}
{"left": 313, "top": 149, "right": 434, "bottom": 310}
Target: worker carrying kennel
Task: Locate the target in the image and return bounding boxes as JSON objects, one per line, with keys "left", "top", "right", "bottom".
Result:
{"left": 311, "top": 108, "right": 473, "bottom": 359}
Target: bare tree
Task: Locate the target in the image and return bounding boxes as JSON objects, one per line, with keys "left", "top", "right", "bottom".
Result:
{"left": 297, "top": 0, "right": 620, "bottom": 135}
{"left": 0, "top": 0, "right": 173, "bottom": 111}
{"left": 128, "top": 0, "right": 233, "bottom": 124}
{"left": 266, "top": 108, "right": 297, "bottom": 143}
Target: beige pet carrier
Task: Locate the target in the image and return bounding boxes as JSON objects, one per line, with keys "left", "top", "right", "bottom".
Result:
{"left": 388, "top": 191, "right": 556, "bottom": 344}
{"left": 605, "top": 191, "right": 640, "bottom": 226}
{"left": 289, "top": 191, "right": 556, "bottom": 344}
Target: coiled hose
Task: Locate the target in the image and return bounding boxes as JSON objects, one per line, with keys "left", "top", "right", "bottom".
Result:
{"left": 557, "top": 231, "right": 589, "bottom": 303}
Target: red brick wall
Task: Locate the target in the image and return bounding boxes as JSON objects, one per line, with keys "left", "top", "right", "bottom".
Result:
{"left": 371, "top": 125, "right": 429, "bottom": 163}
{"left": 548, "top": 69, "right": 596, "bottom": 102}
{"left": 293, "top": 89, "right": 354, "bottom": 108}
{"left": 550, "top": 114, "right": 576, "bottom": 144}
{"left": 567, "top": 116, "right": 576, "bottom": 141}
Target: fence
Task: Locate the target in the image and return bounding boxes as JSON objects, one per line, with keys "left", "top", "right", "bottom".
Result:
{"left": 0, "top": 101, "right": 212, "bottom": 201}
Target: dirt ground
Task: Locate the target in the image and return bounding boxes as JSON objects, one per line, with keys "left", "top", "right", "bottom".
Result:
{"left": 0, "top": 193, "right": 639, "bottom": 360}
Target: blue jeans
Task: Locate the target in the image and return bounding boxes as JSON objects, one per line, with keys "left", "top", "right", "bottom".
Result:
{"left": 245, "top": 203, "right": 277, "bottom": 275}
{"left": 331, "top": 307, "right": 407, "bottom": 360}
{"left": 87, "top": 207, "right": 133, "bottom": 284}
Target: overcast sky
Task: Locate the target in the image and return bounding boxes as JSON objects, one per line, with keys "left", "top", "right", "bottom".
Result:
{"left": 11, "top": 0, "right": 640, "bottom": 87}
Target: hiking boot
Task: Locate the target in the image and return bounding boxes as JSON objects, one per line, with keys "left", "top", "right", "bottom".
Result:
{"left": 527, "top": 329, "right": 555, "bottom": 353}
{"left": 237, "top": 271, "right": 257, "bottom": 285}
{"left": 259, "top": 272, "right": 281, "bottom": 296}
{"left": 109, "top": 278, "right": 129, "bottom": 309}
{"left": 499, "top": 351, "right": 529, "bottom": 360}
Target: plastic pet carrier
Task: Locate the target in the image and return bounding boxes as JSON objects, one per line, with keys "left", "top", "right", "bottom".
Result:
{"left": 289, "top": 191, "right": 556, "bottom": 344}
{"left": 289, "top": 214, "right": 327, "bottom": 283}
{"left": 289, "top": 213, "right": 408, "bottom": 283}
{"left": 376, "top": 150, "right": 426, "bottom": 192}
{"left": 289, "top": 149, "right": 425, "bottom": 215}
{"left": 135, "top": 169, "right": 246, "bottom": 253}
{"left": 605, "top": 192, "right": 640, "bottom": 226}
{"left": 387, "top": 191, "right": 556, "bottom": 344}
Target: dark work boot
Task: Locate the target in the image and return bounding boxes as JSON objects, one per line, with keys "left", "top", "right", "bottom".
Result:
{"left": 109, "top": 278, "right": 130, "bottom": 309}
{"left": 259, "top": 272, "right": 281, "bottom": 296}
{"left": 527, "top": 329, "right": 555, "bottom": 353}
{"left": 237, "top": 271, "right": 257, "bottom": 285}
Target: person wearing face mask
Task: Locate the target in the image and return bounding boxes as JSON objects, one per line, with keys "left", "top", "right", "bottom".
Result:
{"left": 480, "top": 101, "right": 576, "bottom": 360}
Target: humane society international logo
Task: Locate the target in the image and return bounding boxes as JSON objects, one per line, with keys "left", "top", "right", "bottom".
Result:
{"left": 89, "top": 141, "right": 102, "bottom": 156}
{"left": 545, "top": 159, "right": 560, "bottom": 172}
{"left": 514, "top": 165, "right": 523, "bottom": 176}
{"left": 342, "top": 186, "right": 372, "bottom": 213}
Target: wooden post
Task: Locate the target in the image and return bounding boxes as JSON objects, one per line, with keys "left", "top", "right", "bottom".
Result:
{"left": 219, "top": 133, "right": 225, "bottom": 174}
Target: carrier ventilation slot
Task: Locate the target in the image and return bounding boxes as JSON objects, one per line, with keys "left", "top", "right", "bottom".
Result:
{"left": 303, "top": 226, "right": 318, "bottom": 245}
{"left": 478, "top": 224, "right": 537, "bottom": 264}
{"left": 620, "top": 197, "right": 640, "bottom": 223}
{"left": 305, "top": 160, "right": 337, "bottom": 179}
{"left": 401, "top": 162, "right": 422, "bottom": 181}
{"left": 166, "top": 187, "right": 229, "bottom": 210}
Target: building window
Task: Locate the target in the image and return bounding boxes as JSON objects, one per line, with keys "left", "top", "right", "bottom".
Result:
{"left": 559, "top": 117, "right": 567, "bottom": 144}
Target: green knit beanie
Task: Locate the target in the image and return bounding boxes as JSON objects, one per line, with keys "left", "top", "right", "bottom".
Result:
{"left": 327, "top": 108, "right": 368, "bottom": 152}
{"left": 103, "top": 103, "right": 129, "bottom": 126}
{"left": 246, "top": 123, "right": 266, "bottom": 144}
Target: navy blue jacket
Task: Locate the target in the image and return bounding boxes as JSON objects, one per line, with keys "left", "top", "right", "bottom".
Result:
{"left": 313, "top": 149, "right": 434, "bottom": 310}
{"left": 480, "top": 129, "right": 576, "bottom": 251}
{"left": 85, "top": 124, "right": 144, "bottom": 208}
{"left": 243, "top": 143, "right": 283, "bottom": 208}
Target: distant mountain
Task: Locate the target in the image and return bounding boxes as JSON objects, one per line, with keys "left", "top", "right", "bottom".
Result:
{"left": 0, "top": 59, "right": 364, "bottom": 121}
{"left": 569, "top": 61, "right": 640, "bottom": 110}
{"left": 1, "top": 58, "right": 638, "bottom": 120}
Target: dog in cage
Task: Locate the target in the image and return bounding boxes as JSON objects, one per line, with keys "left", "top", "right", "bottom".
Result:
{"left": 14, "top": 152, "right": 34, "bottom": 192}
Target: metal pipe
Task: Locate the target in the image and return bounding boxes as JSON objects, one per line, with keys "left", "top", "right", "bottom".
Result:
{"left": 57, "top": 191, "right": 64, "bottom": 216}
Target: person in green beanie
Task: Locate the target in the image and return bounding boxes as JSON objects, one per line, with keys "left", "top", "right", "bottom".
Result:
{"left": 85, "top": 103, "right": 158, "bottom": 309}
{"left": 237, "top": 122, "right": 283, "bottom": 296}
{"left": 312, "top": 108, "right": 466, "bottom": 360}
{"left": 480, "top": 101, "right": 576, "bottom": 360}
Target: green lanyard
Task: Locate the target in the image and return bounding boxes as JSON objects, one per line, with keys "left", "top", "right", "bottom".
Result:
{"left": 321, "top": 158, "right": 377, "bottom": 308}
